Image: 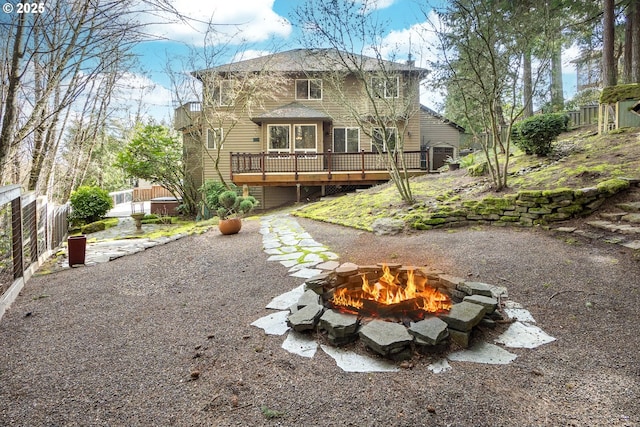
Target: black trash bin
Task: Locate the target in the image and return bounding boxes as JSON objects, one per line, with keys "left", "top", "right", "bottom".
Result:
{"left": 68, "top": 235, "right": 87, "bottom": 267}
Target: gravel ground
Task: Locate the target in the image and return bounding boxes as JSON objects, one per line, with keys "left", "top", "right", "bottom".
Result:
{"left": 1, "top": 217, "right": 639, "bottom": 426}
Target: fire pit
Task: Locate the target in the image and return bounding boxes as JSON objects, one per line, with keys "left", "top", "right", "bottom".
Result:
{"left": 287, "top": 262, "right": 506, "bottom": 360}
{"left": 329, "top": 263, "right": 452, "bottom": 321}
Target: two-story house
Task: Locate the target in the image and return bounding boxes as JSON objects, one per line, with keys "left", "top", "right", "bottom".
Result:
{"left": 175, "top": 48, "right": 436, "bottom": 209}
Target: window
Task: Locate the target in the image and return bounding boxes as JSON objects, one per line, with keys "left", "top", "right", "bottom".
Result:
{"left": 333, "top": 127, "right": 360, "bottom": 153}
{"left": 371, "top": 76, "right": 399, "bottom": 98}
{"left": 219, "top": 80, "right": 234, "bottom": 106}
{"left": 372, "top": 127, "right": 397, "bottom": 152}
{"left": 295, "top": 79, "right": 322, "bottom": 100}
{"left": 207, "top": 128, "right": 223, "bottom": 149}
{"left": 294, "top": 124, "right": 317, "bottom": 153}
{"left": 267, "top": 125, "right": 290, "bottom": 152}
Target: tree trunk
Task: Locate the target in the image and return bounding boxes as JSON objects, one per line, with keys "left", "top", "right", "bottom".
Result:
{"left": 550, "top": 45, "right": 564, "bottom": 111}
{"left": 602, "top": 0, "right": 617, "bottom": 87}
{"left": 623, "top": 1, "right": 634, "bottom": 83}
{"left": 523, "top": 50, "right": 533, "bottom": 117}
{"left": 0, "top": 14, "right": 25, "bottom": 181}
{"left": 632, "top": 0, "right": 640, "bottom": 83}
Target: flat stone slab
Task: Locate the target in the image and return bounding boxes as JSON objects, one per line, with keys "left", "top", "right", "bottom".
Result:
{"left": 621, "top": 240, "right": 640, "bottom": 250}
{"left": 441, "top": 301, "right": 485, "bottom": 332}
{"left": 316, "top": 260, "right": 340, "bottom": 270}
{"left": 287, "top": 304, "right": 324, "bottom": 331}
{"left": 358, "top": 320, "right": 413, "bottom": 356}
{"left": 617, "top": 201, "right": 640, "bottom": 212}
{"left": 599, "top": 212, "right": 627, "bottom": 221}
{"left": 266, "top": 284, "right": 305, "bottom": 310}
{"left": 495, "top": 321, "right": 556, "bottom": 349}
{"left": 438, "top": 274, "right": 465, "bottom": 291}
{"left": 290, "top": 268, "right": 323, "bottom": 279}
{"left": 504, "top": 307, "right": 536, "bottom": 323}
{"left": 428, "top": 359, "right": 452, "bottom": 374}
{"left": 458, "top": 281, "right": 494, "bottom": 297}
{"left": 409, "top": 317, "right": 449, "bottom": 345}
{"left": 281, "top": 331, "right": 318, "bottom": 358}
{"left": 251, "top": 311, "right": 290, "bottom": 336}
{"left": 448, "top": 342, "right": 517, "bottom": 365}
{"left": 267, "top": 252, "right": 303, "bottom": 262}
{"left": 320, "top": 345, "right": 399, "bottom": 373}
{"left": 320, "top": 309, "right": 359, "bottom": 338}
{"left": 463, "top": 294, "right": 498, "bottom": 314}
{"left": 297, "top": 290, "right": 321, "bottom": 308}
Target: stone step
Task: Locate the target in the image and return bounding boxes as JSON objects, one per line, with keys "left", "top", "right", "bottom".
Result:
{"left": 622, "top": 213, "right": 640, "bottom": 224}
{"left": 599, "top": 212, "right": 628, "bottom": 221}
{"left": 617, "top": 201, "right": 640, "bottom": 213}
{"left": 586, "top": 220, "right": 640, "bottom": 234}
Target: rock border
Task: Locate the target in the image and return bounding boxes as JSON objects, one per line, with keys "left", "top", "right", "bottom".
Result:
{"left": 406, "top": 177, "right": 639, "bottom": 230}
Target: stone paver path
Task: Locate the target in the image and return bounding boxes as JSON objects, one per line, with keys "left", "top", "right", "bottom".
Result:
{"left": 259, "top": 214, "right": 340, "bottom": 279}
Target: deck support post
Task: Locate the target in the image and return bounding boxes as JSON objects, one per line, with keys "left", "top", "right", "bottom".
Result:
{"left": 296, "top": 183, "right": 301, "bottom": 203}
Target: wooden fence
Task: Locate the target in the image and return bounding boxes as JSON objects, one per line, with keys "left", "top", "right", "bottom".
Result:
{"left": 1, "top": 185, "right": 69, "bottom": 320}
{"left": 567, "top": 104, "right": 599, "bottom": 127}
{"left": 132, "top": 185, "right": 174, "bottom": 201}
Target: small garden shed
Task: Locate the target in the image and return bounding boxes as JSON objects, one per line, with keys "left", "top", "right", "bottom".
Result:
{"left": 598, "top": 83, "right": 640, "bottom": 133}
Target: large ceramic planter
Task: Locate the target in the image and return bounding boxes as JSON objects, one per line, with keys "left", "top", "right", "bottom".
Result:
{"left": 68, "top": 235, "right": 87, "bottom": 267}
{"left": 218, "top": 218, "right": 242, "bottom": 235}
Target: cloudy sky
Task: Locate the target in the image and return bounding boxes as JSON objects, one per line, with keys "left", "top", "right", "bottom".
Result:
{"left": 126, "top": 0, "right": 580, "bottom": 122}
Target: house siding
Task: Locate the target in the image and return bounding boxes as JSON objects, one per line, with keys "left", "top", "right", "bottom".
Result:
{"left": 419, "top": 108, "right": 463, "bottom": 170}
{"left": 181, "top": 51, "right": 427, "bottom": 209}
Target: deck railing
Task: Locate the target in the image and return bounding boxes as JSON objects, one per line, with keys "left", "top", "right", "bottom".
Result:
{"left": 231, "top": 150, "right": 428, "bottom": 181}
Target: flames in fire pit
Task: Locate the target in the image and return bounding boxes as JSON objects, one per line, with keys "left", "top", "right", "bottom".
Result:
{"left": 330, "top": 264, "right": 452, "bottom": 321}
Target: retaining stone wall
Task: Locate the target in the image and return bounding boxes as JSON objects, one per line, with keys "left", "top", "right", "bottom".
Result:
{"left": 407, "top": 177, "right": 640, "bottom": 230}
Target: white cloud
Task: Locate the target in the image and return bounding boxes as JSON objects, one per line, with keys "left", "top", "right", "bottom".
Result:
{"left": 359, "top": 0, "right": 397, "bottom": 13}
{"left": 229, "top": 49, "right": 273, "bottom": 63}
{"left": 139, "top": 0, "right": 292, "bottom": 46}
{"left": 110, "top": 72, "right": 175, "bottom": 122}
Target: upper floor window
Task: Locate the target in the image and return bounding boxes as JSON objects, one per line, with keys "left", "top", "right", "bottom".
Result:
{"left": 295, "top": 79, "right": 322, "bottom": 100}
{"left": 333, "top": 127, "right": 360, "bottom": 153}
{"left": 372, "top": 127, "right": 397, "bottom": 152}
{"left": 371, "top": 76, "right": 399, "bottom": 98}
{"left": 207, "top": 128, "right": 223, "bottom": 149}
{"left": 219, "top": 80, "right": 234, "bottom": 106}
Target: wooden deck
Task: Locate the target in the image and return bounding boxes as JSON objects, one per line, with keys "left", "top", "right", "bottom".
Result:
{"left": 230, "top": 150, "right": 429, "bottom": 186}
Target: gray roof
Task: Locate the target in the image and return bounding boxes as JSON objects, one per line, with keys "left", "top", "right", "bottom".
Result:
{"left": 195, "top": 48, "right": 427, "bottom": 77}
{"left": 251, "top": 102, "right": 332, "bottom": 123}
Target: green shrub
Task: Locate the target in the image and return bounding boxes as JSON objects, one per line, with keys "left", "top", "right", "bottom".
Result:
{"left": 216, "top": 191, "right": 259, "bottom": 219}
{"left": 68, "top": 186, "right": 113, "bottom": 225}
{"left": 512, "top": 113, "right": 569, "bottom": 156}
{"left": 199, "top": 181, "right": 239, "bottom": 218}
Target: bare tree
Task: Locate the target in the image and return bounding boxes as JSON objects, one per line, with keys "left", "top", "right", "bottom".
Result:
{"left": 292, "top": 0, "right": 424, "bottom": 204}
{"left": 0, "top": 0, "right": 177, "bottom": 195}
{"left": 170, "top": 26, "right": 288, "bottom": 191}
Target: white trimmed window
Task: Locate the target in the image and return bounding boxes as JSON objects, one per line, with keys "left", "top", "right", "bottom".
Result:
{"left": 371, "top": 76, "right": 399, "bottom": 98}
{"left": 294, "top": 124, "right": 317, "bottom": 153}
{"left": 295, "top": 79, "right": 322, "bottom": 100}
{"left": 267, "top": 125, "right": 290, "bottom": 152}
{"left": 207, "top": 128, "right": 223, "bottom": 149}
{"left": 333, "top": 127, "right": 360, "bottom": 153}
{"left": 372, "top": 127, "right": 398, "bottom": 152}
